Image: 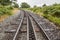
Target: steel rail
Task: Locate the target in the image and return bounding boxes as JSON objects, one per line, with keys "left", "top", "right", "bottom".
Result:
{"left": 28, "top": 16, "right": 36, "bottom": 40}
{"left": 27, "top": 15, "right": 29, "bottom": 40}
{"left": 29, "top": 13, "right": 50, "bottom": 40}
{"left": 29, "top": 16, "right": 38, "bottom": 40}
{"left": 13, "top": 13, "right": 24, "bottom": 40}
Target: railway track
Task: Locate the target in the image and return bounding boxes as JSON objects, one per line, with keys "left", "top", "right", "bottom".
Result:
{"left": 1, "top": 10, "right": 60, "bottom": 40}
{"left": 1, "top": 10, "right": 24, "bottom": 40}
{"left": 12, "top": 10, "right": 49, "bottom": 40}
{"left": 28, "top": 11, "right": 60, "bottom": 40}
{"left": 29, "top": 16, "right": 48, "bottom": 40}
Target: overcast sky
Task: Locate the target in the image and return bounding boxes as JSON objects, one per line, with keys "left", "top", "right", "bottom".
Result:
{"left": 17, "top": 0, "right": 60, "bottom": 7}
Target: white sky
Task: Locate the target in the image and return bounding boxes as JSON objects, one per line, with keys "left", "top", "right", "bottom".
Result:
{"left": 16, "top": 0, "right": 60, "bottom": 7}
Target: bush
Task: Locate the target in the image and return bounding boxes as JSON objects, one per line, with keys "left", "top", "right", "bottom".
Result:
{"left": 7, "top": 6, "right": 14, "bottom": 10}
{"left": 0, "top": 5, "right": 13, "bottom": 16}
{"left": 53, "top": 10, "right": 60, "bottom": 17}
{"left": 27, "top": 4, "right": 60, "bottom": 27}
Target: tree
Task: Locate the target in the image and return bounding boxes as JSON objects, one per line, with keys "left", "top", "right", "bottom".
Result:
{"left": 33, "top": 5, "right": 37, "bottom": 8}
{"left": 13, "top": 2, "right": 19, "bottom": 8}
{"left": 11, "top": 0, "right": 17, "bottom": 1}
{"left": 21, "top": 2, "right": 30, "bottom": 8}
{"left": 43, "top": 4, "right": 46, "bottom": 7}
{"left": 0, "top": 0, "right": 12, "bottom": 6}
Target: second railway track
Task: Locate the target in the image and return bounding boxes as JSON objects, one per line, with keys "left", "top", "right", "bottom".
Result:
{"left": 29, "top": 16, "right": 48, "bottom": 40}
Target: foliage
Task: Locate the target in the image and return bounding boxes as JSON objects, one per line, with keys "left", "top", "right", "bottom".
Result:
{"left": 33, "top": 5, "right": 37, "bottom": 8}
{"left": 52, "top": 10, "right": 60, "bottom": 17}
{"left": 0, "top": 5, "right": 13, "bottom": 16}
{"left": 0, "top": 0, "right": 17, "bottom": 17}
{"left": 21, "top": 2, "right": 30, "bottom": 8}
{"left": 13, "top": 2, "right": 19, "bottom": 8}
{"left": 42, "top": 4, "right": 47, "bottom": 7}
{"left": 42, "top": 4, "right": 60, "bottom": 17}
{"left": 0, "top": 0, "right": 12, "bottom": 6}
{"left": 27, "top": 3, "right": 60, "bottom": 26}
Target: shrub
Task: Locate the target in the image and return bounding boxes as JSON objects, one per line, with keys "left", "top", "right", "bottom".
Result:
{"left": 53, "top": 10, "right": 60, "bottom": 17}
{"left": 0, "top": 5, "right": 12, "bottom": 16}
